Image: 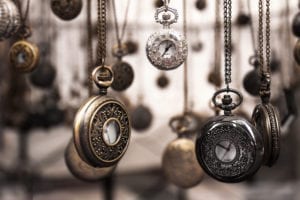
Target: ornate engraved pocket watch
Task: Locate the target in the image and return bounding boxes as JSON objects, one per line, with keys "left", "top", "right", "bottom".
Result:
{"left": 50, "top": 0, "right": 82, "bottom": 21}
{"left": 195, "top": 0, "right": 263, "bottom": 183}
{"left": 73, "top": 66, "right": 131, "bottom": 168}
{"left": 0, "top": 0, "right": 21, "bottom": 40}
{"left": 251, "top": 0, "right": 280, "bottom": 167}
{"left": 146, "top": 0, "right": 188, "bottom": 70}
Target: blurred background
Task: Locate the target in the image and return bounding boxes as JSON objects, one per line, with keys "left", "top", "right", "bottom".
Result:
{"left": 1, "top": 0, "right": 300, "bottom": 199}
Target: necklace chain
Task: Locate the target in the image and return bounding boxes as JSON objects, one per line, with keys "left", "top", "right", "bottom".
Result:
{"left": 223, "top": 0, "right": 232, "bottom": 88}
{"left": 87, "top": 0, "right": 93, "bottom": 95}
{"left": 96, "top": 0, "right": 107, "bottom": 66}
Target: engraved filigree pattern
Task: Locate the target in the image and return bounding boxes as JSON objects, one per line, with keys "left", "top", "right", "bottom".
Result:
{"left": 200, "top": 123, "right": 255, "bottom": 178}
{"left": 146, "top": 29, "right": 188, "bottom": 70}
{"left": 89, "top": 102, "right": 130, "bottom": 162}
{"left": 51, "top": 0, "right": 82, "bottom": 20}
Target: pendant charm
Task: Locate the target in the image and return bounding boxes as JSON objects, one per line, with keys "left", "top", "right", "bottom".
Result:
{"left": 65, "top": 140, "right": 116, "bottom": 182}
{"left": 131, "top": 104, "right": 153, "bottom": 132}
{"left": 146, "top": 5, "right": 188, "bottom": 70}
{"left": 195, "top": 89, "right": 264, "bottom": 183}
{"left": 162, "top": 138, "right": 204, "bottom": 188}
{"left": 9, "top": 40, "right": 40, "bottom": 73}
{"left": 0, "top": 0, "right": 21, "bottom": 40}
{"left": 111, "top": 61, "right": 134, "bottom": 91}
{"left": 73, "top": 66, "right": 131, "bottom": 167}
{"left": 251, "top": 103, "right": 280, "bottom": 167}
{"left": 156, "top": 73, "right": 170, "bottom": 88}
{"left": 51, "top": 0, "right": 82, "bottom": 21}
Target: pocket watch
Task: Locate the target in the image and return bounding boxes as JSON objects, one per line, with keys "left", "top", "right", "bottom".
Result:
{"left": 146, "top": 3, "right": 188, "bottom": 70}
{"left": 73, "top": 66, "right": 131, "bottom": 167}
{"left": 50, "top": 0, "right": 82, "bottom": 21}
{"left": 156, "top": 72, "right": 170, "bottom": 88}
{"left": 292, "top": 12, "right": 300, "bottom": 37}
{"left": 131, "top": 104, "right": 153, "bottom": 132}
{"left": 195, "top": 89, "right": 264, "bottom": 183}
{"left": 0, "top": 0, "right": 21, "bottom": 40}
{"left": 111, "top": 60, "right": 134, "bottom": 91}
{"left": 162, "top": 114, "right": 204, "bottom": 188}
{"left": 9, "top": 40, "right": 40, "bottom": 73}
{"left": 29, "top": 60, "right": 56, "bottom": 88}
{"left": 65, "top": 140, "right": 116, "bottom": 182}
{"left": 162, "top": 138, "right": 204, "bottom": 188}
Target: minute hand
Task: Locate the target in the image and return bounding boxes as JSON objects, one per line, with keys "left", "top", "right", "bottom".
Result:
{"left": 162, "top": 43, "right": 173, "bottom": 57}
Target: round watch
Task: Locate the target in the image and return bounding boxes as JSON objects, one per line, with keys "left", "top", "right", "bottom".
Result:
{"left": 111, "top": 60, "right": 134, "bottom": 91}
{"left": 65, "top": 140, "right": 116, "bottom": 182}
{"left": 252, "top": 103, "right": 280, "bottom": 167}
{"left": 146, "top": 5, "right": 187, "bottom": 70}
{"left": 50, "top": 0, "right": 82, "bottom": 21}
{"left": 9, "top": 40, "right": 39, "bottom": 73}
{"left": 73, "top": 66, "right": 131, "bottom": 167}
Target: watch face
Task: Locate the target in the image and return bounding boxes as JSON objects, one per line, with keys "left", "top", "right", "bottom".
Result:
{"left": 146, "top": 29, "right": 188, "bottom": 70}
{"left": 196, "top": 116, "right": 263, "bottom": 183}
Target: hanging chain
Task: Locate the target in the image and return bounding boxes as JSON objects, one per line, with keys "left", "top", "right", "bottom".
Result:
{"left": 112, "top": 0, "right": 131, "bottom": 48}
{"left": 247, "top": 0, "right": 257, "bottom": 55}
{"left": 183, "top": 0, "right": 188, "bottom": 113}
{"left": 223, "top": 0, "right": 232, "bottom": 89}
{"left": 87, "top": 0, "right": 93, "bottom": 95}
{"left": 16, "top": 0, "right": 31, "bottom": 38}
{"left": 214, "top": 0, "right": 221, "bottom": 88}
{"left": 96, "top": 0, "right": 107, "bottom": 66}
{"left": 258, "top": 0, "right": 271, "bottom": 102}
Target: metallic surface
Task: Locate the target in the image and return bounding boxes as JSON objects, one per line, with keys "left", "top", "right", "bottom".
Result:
{"left": 196, "top": 115, "right": 264, "bottom": 183}
{"left": 111, "top": 61, "right": 134, "bottom": 91}
{"left": 0, "top": 0, "right": 21, "bottom": 40}
{"left": 73, "top": 96, "right": 131, "bottom": 167}
{"left": 51, "top": 0, "right": 82, "bottom": 21}
{"left": 146, "top": 29, "right": 188, "bottom": 70}
{"left": 162, "top": 138, "right": 204, "bottom": 188}
{"left": 9, "top": 40, "right": 39, "bottom": 73}
{"left": 252, "top": 103, "right": 280, "bottom": 167}
{"left": 65, "top": 140, "right": 116, "bottom": 182}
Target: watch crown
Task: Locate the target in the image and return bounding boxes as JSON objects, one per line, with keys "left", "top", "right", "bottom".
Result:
{"left": 92, "top": 66, "right": 114, "bottom": 95}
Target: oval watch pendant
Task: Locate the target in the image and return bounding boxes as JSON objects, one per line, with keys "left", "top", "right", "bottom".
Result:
{"left": 73, "top": 66, "right": 131, "bottom": 167}
{"left": 162, "top": 138, "right": 204, "bottom": 188}
{"left": 51, "top": 0, "right": 82, "bottom": 21}
{"left": 9, "top": 40, "right": 40, "bottom": 73}
{"left": 252, "top": 103, "right": 280, "bottom": 167}
{"left": 111, "top": 61, "right": 134, "bottom": 91}
{"left": 65, "top": 140, "right": 116, "bottom": 182}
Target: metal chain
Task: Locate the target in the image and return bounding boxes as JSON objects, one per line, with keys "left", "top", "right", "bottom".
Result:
{"left": 183, "top": 0, "right": 188, "bottom": 113}
{"left": 87, "top": 0, "right": 93, "bottom": 96}
{"left": 16, "top": 0, "right": 31, "bottom": 38}
{"left": 112, "top": 0, "right": 131, "bottom": 48}
{"left": 223, "top": 0, "right": 232, "bottom": 88}
{"left": 96, "top": 0, "right": 107, "bottom": 66}
{"left": 258, "top": 0, "right": 264, "bottom": 75}
{"left": 214, "top": 0, "right": 221, "bottom": 88}
{"left": 265, "top": 0, "right": 271, "bottom": 74}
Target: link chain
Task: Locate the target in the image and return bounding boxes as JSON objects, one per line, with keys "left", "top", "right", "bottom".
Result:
{"left": 223, "top": 0, "right": 232, "bottom": 88}
{"left": 96, "top": 0, "right": 107, "bottom": 66}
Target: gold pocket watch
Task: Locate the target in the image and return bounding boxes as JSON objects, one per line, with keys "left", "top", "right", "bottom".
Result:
{"left": 9, "top": 39, "right": 39, "bottom": 73}
{"left": 65, "top": 140, "right": 116, "bottom": 182}
{"left": 162, "top": 114, "right": 204, "bottom": 188}
{"left": 73, "top": 66, "right": 131, "bottom": 168}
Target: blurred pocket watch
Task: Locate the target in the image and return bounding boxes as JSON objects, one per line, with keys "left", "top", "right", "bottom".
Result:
{"left": 9, "top": 39, "right": 40, "bottom": 73}
{"left": 195, "top": 0, "right": 207, "bottom": 11}
{"left": 111, "top": 44, "right": 134, "bottom": 91}
{"left": 156, "top": 72, "right": 170, "bottom": 89}
{"left": 292, "top": 12, "right": 300, "bottom": 37}
{"left": 243, "top": 55, "right": 260, "bottom": 96}
{"left": 29, "top": 60, "right": 56, "bottom": 88}
{"left": 294, "top": 40, "right": 300, "bottom": 65}
{"left": 0, "top": 0, "right": 21, "bottom": 40}
{"left": 162, "top": 114, "right": 204, "bottom": 188}
{"left": 146, "top": 1, "right": 188, "bottom": 70}
{"left": 51, "top": 0, "right": 82, "bottom": 21}
{"left": 131, "top": 104, "right": 153, "bottom": 132}
{"left": 73, "top": 66, "right": 131, "bottom": 168}
{"left": 65, "top": 140, "right": 116, "bottom": 182}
